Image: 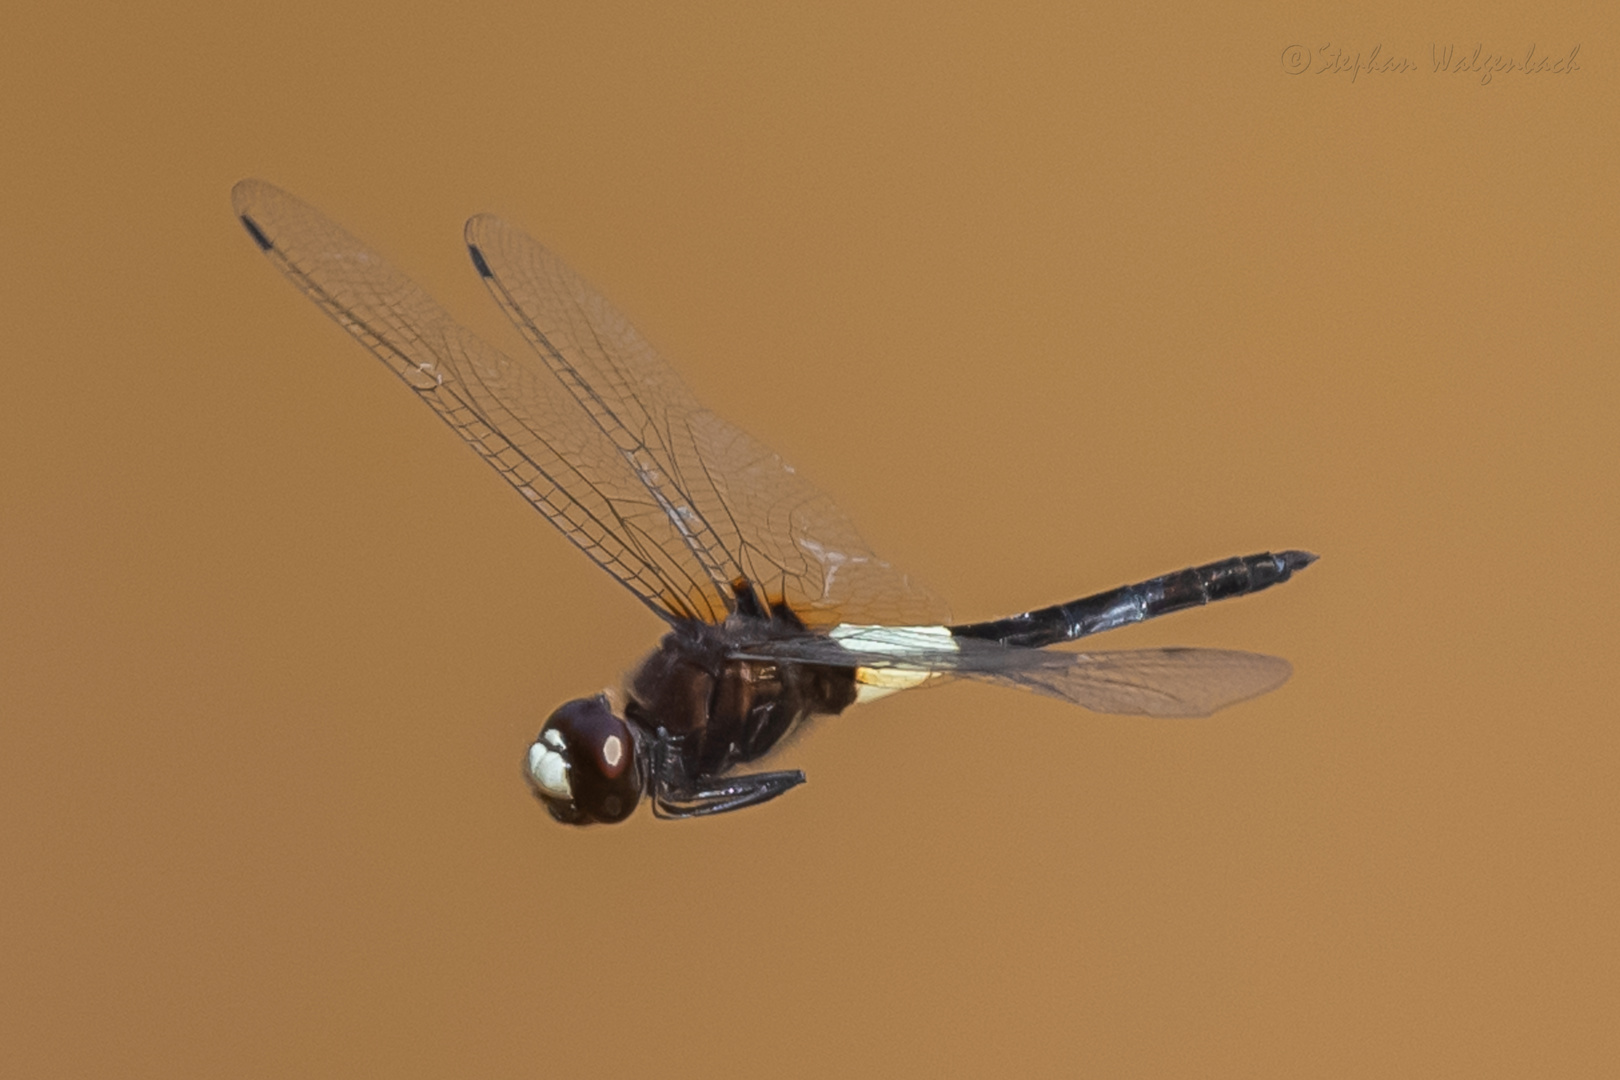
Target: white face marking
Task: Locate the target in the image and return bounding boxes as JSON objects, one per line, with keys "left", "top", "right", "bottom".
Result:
{"left": 601, "top": 734, "right": 624, "bottom": 769}
{"left": 527, "top": 739, "right": 572, "bottom": 799}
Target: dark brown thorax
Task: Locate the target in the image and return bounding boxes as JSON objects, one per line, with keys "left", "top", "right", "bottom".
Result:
{"left": 624, "top": 618, "right": 858, "bottom": 782}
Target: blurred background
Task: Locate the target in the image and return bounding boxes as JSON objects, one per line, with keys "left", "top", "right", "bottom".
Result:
{"left": 2, "top": 1, "right": 1614, "bottom": 1076}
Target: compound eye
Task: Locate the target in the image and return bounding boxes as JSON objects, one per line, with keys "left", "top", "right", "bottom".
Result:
{"left": 524, "top": 695, "right": 642, "bottom": 825}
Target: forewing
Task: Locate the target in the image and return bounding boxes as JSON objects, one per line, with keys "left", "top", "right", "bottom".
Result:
{"left": 463, "top": 214, "right": 948, "bottom": 629}
{"left": 732, "top": 632, "right": 1292, "bottom": 718}
{"left": 231, "top": 179, "right": 727, "bottom": 622}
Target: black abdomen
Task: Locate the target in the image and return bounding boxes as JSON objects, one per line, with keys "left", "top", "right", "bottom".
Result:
{"left": 950, "top": 550, "right": 1316, "bottom": 649}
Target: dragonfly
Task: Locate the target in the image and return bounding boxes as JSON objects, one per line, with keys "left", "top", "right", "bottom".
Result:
{"left": 232, "top": 179, "right": 1315, "bottom": 825}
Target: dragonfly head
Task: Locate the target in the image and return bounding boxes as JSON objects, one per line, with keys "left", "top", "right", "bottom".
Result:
{"left": 524, "top": 694, "right": 644, "bottom": 825}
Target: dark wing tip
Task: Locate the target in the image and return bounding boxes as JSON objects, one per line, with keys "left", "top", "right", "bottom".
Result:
{"left": 231, "top": 178, "right": 291, "bottom": 250}
{"left": 1281, "top": 550, "right": 1319, "bottom": 572}
{"left": 239, "top": 213, "right": 274, "bottom": 251}
{"left": 467, "top": 243, "right": 494, "bottom": 278}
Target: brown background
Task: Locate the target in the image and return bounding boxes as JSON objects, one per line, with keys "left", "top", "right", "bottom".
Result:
{"left": 2, "top": 1, "right": 1614, "bottom": 1076}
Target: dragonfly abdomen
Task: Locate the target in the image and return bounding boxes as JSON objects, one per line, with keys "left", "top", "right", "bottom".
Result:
{"left": 950, "top": 550, "right": 1316, "bottom": 649}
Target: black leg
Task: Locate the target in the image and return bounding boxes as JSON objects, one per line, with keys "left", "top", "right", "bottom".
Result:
{"left": 645, "top": 726, "right": 806, "bottom": 819}
{"left": 652, "top": 768, "right": 806, "bottom": 819}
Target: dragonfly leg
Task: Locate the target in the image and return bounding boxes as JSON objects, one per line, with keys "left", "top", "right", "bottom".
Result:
{"left": 646, "top": 727, "right": 806, "bottom": 818}
{"left": 644, "top": 733, "right": 802, "bottom": 818}
{"left": 651, "top": 769, "right": 806, "bottom": 818}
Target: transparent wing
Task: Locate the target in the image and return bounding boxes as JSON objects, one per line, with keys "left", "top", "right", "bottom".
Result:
{"left": 955, "top": 646, "right": 1292, "bottom": 717}
{"left": 463, "top": 213, "right": 948, "bottom": 629}
{"left": 234, "top": 179, "right": 744, "bottom": 622}
{"left": 730, "top": 632, "right": 1292, "bottom": 718}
